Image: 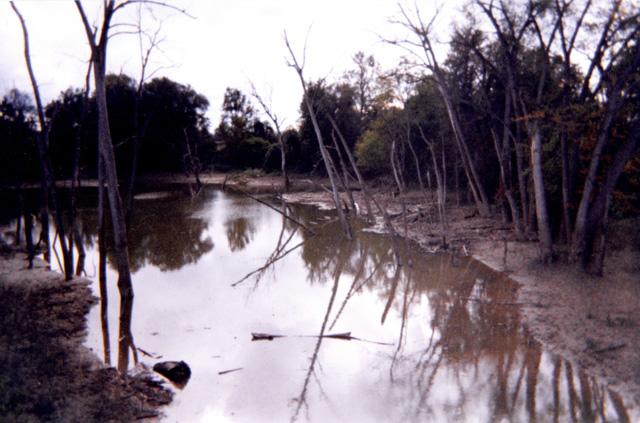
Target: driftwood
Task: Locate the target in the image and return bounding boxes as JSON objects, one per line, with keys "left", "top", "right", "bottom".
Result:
{"left": 250, "top": 331, "right": 393, "bottom": 345}
{"left": 230, "top": 240, "right": 306, "bottom": 287}
{"left": 218, "top": 367, "right": 243, "bottom": 375}
{"left": 251, "top": 333, "right": 285, "bottom": 341}
{"left": 234, "top": 187, "right": 315, "bottom": 234}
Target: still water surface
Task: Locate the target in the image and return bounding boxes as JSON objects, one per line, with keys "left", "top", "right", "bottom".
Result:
{"left": 42, "top": 186, "right": 638, "bottom": 422}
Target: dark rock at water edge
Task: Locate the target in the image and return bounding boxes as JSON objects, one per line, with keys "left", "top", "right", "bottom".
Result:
{"left": 153, "top": 360, "right": 191, "bottom": 387}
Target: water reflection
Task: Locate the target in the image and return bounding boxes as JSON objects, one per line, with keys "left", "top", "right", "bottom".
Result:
{"left": 224, "top": 217, "right": 256, "bottom": 252}
{"left": 31, "top": 186, "right": 636, "bottom": 422}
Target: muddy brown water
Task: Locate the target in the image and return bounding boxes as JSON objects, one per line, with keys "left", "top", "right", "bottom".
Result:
{"left": 4, "top": 185, "right": 637, "bottom": 422}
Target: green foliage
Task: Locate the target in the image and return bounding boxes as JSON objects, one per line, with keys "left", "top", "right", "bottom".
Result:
{"left": 214, "top": 87, "right": 278, "bottom": 170}
{"left": 355, "top": 127, "right": 390, "bottom": 175}
{"left": 298, "top": 80, "right": 361, "bottom": 172}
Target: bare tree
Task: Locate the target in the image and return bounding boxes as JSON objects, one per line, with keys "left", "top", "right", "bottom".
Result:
{"left": 250, "top": 83, "right": 290, "bottom": 191}
{"left": 11, "top": 2, "right": 74, "bottom": 280}
{"left": 388, "top": 4, "right": 492, "bottom": 217}
{"left": 472, "top": 0, "right": 556, "bottom": 261}
{"left": 284, "top": 31, "right": 353, "bottom": 239}
{"left": 126, "top": 9, "right": 167, "bottom": 216}
{"left": 76, "top": 0, "right": 135, "bottom": 299}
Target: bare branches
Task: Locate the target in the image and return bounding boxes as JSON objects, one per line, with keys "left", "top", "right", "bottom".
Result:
{"left": 284, "top": 29, "right": 353, "bottom": 239}
{"left": 75, "top": 1, "right": 98, "bottom": 51}
{"left": 112, "top": 0, "right": 195, "bottom": 19}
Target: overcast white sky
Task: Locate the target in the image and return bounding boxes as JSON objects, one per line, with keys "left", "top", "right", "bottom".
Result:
{"left": 0, "top": 0, "right": 465, "bottom": 129}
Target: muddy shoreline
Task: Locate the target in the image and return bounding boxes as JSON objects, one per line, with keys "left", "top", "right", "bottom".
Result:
{"left": 0, "top": 243, "right": 172, "bottom": 421}
{"left": 1, "top": 172, "right": 638, "bottom": 418}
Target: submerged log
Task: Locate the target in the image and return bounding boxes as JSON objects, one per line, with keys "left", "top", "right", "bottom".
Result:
{"left": 251, "top": 332, "right": 285, "bottom": 341}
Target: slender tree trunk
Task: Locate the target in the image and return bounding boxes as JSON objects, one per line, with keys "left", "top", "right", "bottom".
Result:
{"left": 581, "top": 121, "right": 640, "bottom": 270}
{"left": 15, "top": 190, "right": 23, "bottom": 246}
{"left": 94, "top": 57, "right": 135, "bottom": 296}
{"left": 560, "top": 133, "right": 573, "bottom": 245}
{"left": 24, "top": 208, "right": 34, "bottom": 269}
{"left": 327, "top": 115, "right": 374, "bottom": 222}
{"left": 276, "top": 127, "right": 289, "bottom": 191}
{"left": 405, "top": 125, "right": 430, "bottom": 206}
{"left": 491, "top": 128, "right": 523, "bottom": 238}
{"left": 436, "top": 81, "right": 490, "bottom": 216}
{"left": 330, "top": 131, "right": 356, "bottom": 213}
{"left": 285, "top": 34, "right": 352, "bottom": 239}
{"left": 183, "top": 128, "right": 202, "bottom": 192}
{"left": 98, "top": 154, "right": 110, "bottom": 365}
{"left": 12, "top": 2, "right": 73, "bottom": 280}
{"left": 418, "top": 126, "right": 447, "bottom": 246}
{"left": 390, "top": 139, "right": 405, "bottom": 193}
{"left": 76, "top": 0, "right": 135, "bottom": 297}
{"left": 530, "top": 123, "right": 554, "bottom": 262}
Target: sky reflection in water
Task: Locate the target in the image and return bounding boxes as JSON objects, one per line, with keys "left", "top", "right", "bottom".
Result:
{"left": 70, "top": 186, "right": 637, "bottom": 422}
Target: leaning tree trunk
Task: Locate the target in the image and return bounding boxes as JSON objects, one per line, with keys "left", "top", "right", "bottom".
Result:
{"left": 76, "top": 1, "right": 134, "bottom": 298}
{"left": 11, "top": 2, "right": 73, "bottom": 280}
{"left": 327, "top": 115, "right": 374, "bottom": 222}
{"left": 330, "top": 131, "right": 356, "bottom": 213}
{"left": 434, "top": 76, "right": 490, "bottom": 217}
{"left": 580, "top": 119, "right": 640, "bottom": 270}
{"left": 285, "top": 34, "right": 352, "bottom": 239}
{"left": 93, "top": 55, "right": 134, "bottom": 296}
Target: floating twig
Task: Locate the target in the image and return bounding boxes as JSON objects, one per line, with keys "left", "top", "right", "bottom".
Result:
{"left": 218, "top": 367, "right": 243, "bottom": 375}
{"left": 251, "top": 332, "right": 285, "bottom": 341}
{"left": 250, "top": 331, "right": 393, "bottom": 345}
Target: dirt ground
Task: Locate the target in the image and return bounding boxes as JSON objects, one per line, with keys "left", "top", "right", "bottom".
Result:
{"left": 0, "top": 242, "right": 172, "bottom": 422}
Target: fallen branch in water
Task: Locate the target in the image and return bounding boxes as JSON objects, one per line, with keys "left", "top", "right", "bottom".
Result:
{"left": 230, "top": 218, "right": 338, "bottom": 288}
{"left": 251, "top": 333, "right": 286, "bottom": 341}
{"left": 234, "top": 187, "right": 315, "bottom": 234}
{"left": 231, "top": 239, "right": 306, "bottom": 287}
{"left": 250, "top": 331, "right": 393, "bottom": 346}
{"left": 218, "top": 367, "right": 243, "bottom": 375}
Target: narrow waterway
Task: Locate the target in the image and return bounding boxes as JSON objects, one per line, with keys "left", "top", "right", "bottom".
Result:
{"left": 3, "top": 185, "right": 636, "bottom": 422}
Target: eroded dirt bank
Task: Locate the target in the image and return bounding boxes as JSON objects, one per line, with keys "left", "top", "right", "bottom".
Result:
{"left": 0, "top": 243, "right": 171, "bottom": 422}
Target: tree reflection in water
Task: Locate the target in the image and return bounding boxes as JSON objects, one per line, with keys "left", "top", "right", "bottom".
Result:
{"left": 68, "top": 187, "right": 215, "bottom": 372}
{"left": 224, "top": 217, "right": 256, "bottom": 252}
{"left": 75, "top": 189, "right": 214, "bottom": 273}
{"left": 283, "top": 205, "right": 633, "bottom": 422}
{"left": 40, "top": 188, "right": 633, "bottom": 420}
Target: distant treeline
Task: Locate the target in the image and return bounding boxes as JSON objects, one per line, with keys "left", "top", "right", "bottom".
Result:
{"left": 1, "top": 0, "right": 639, "bottom": 273}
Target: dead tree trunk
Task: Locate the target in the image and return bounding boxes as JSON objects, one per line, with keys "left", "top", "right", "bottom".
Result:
{"left": 330, "top": 131, "right": 357, "bottom": 212}
{"left": 76, "top": 1, "right": 134, "bottom": 296}
{"left": 284, "top": 32, "right": 352, "bottom": 239}
{"left": 392, "top": 5, "right": 491, "bottom": 216}
{"left": 11, "top": 2, "right": 73, "bottom": 280}
{"left": 251, "top": 84, "right": 290, "bottom": 192}
{"left": 327, "top": 115, "right": 374, "bottom": 222}
{"left": 418, "top": 126, "right": 447, "bottom": 244}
